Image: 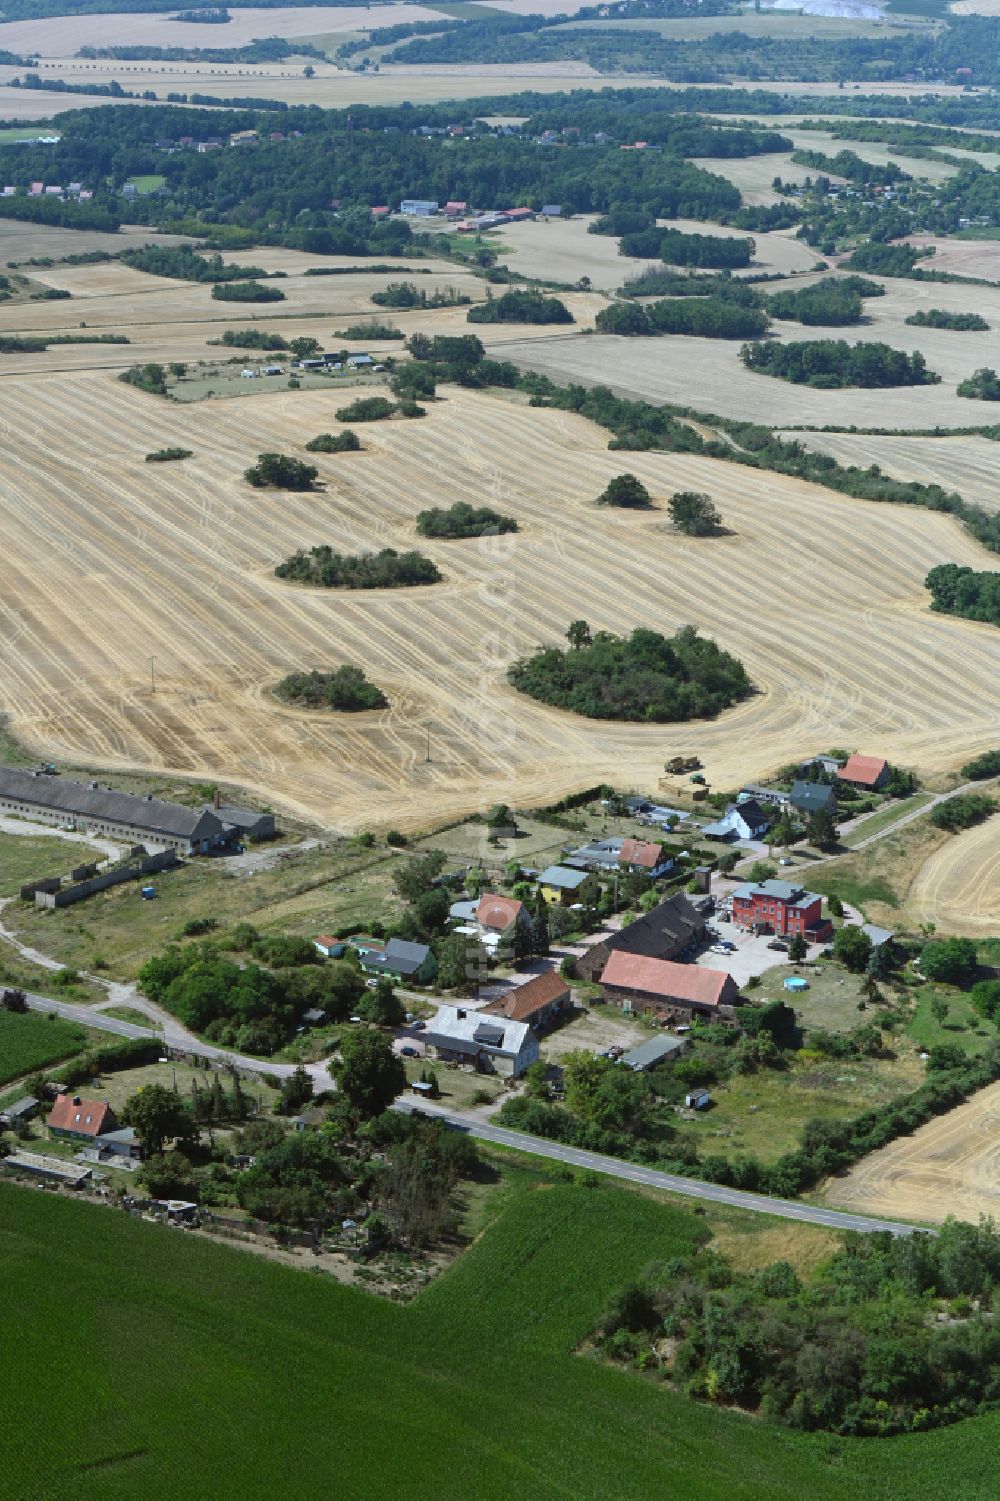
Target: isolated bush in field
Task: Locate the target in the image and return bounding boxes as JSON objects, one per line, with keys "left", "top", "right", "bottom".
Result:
{"left": 244, "top": 452, "right": 318, "bottom": 489}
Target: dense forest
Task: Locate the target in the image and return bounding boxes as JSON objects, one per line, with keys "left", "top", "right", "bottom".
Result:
{"left": 274, "top": 667, "right": 388, "bottom": 711}
{"left": 925, "top": 563, "right": 1000, "bottom": 626}
{"left": 740, "top": 339, "right": 939, "bottom": 388}
{"left": 508, "top": 625, "right": 752, "bottom": 722}
{"left": 275, "top": 546, "right": 442, "bottom": 589}
{"left": 595, "top": 1221, "right": 1000, "bottom": 1436}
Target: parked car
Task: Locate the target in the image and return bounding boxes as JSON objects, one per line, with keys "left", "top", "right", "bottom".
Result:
{"left": 710, "top": 944, "right": 728, "bottom": 955}
{"left": 400, "top": 1046, "right": 419, "bottom": 1058}
{"left": 767, "top": 940, "right": 788, "bottom": 952}
{"left": 410, "top": 1020, "right": 426, "bottom": 1031}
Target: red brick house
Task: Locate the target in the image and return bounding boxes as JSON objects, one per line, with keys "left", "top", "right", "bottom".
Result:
{"left": 837, "top": 754, "right": 890, "bottom": 791}
{"left": 600, "top": 952, "right": 740, "bottom": 1021}
{"left": 731, "top": 880, "right": 832, "bottom": 941}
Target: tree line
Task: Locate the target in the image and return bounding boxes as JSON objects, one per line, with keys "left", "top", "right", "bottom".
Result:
{"left": 739, "top": 339, "right": 939, "bottom": 388}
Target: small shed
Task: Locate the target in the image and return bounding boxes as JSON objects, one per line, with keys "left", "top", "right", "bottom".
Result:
{"left": 684, "top": 1088, "right": 711, "bottom": 1110}
{"left": 0, "top": 1095, "right": 39, "bottom": 1127}
{"left": 620, "top": 1035, "right": 687, "bottom": 1072}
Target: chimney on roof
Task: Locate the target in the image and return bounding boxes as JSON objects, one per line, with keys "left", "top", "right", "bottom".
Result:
{"left": 457, "top": 1009, "right": 466, "bottom": 1020}
{"left": 144, "top": 793, "right": 153, "bottom": 801}
{"left": 72, "top": 1095, "right": 81, "bottom": 1105}
{"left": 213, "top": 788, "right": 222, "bottom": 810}
{"left": 89, "top": 781, "right": 98, "bottom": 790}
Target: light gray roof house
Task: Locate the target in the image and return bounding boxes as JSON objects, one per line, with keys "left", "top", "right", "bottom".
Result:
{"left": 620, "top": 1035, "right": 687, "bottom": 1071}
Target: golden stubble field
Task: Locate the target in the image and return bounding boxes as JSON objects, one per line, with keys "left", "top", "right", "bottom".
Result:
{"left": 1, "top": 367, "right": 999, "bottom": 833}
{"left": 825, "top": 1079, "right": 1000, "bottom": 1226}
{"left": 907, "top": 818, "right": 1000, "bottom": 935}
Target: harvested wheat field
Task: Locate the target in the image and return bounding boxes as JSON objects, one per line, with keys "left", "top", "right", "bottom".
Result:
{"left": 781, "top": 432, "right": 1000, "bottom": 515}
{"left": 0, "top": 221, "right": 192, "bottom": 266}
{"left": 0, "top": 372, "right": 999, "bottom": 832}
{"left": 907, "top": 817, "right": 1000, "bottom": 936}
{"left": 0, "top": 5, "right": 448, "bottom": 55}
{"left": 503, "top": 328, "right": 1000, "bottom": 428}
{"left": 824, "top": 1080, "right": 1000, "bottom": 1226}
{"left": 903, "top": 234, "right": 1000, "bottom": 281}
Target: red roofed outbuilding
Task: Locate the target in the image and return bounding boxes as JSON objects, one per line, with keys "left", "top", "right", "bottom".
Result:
{"left": 483, "top": 968, "right": 571, "bottom": 1028}
{"left": 600, "top": 953, "right": 740, "bottom": 1020}
{"left": 837, "top": 754, "right": 890, "bottom": 791}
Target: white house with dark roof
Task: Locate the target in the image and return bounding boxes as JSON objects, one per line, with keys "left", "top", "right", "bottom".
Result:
{"left": 422, "top": 1007, "right": 539, "bottom": 1077}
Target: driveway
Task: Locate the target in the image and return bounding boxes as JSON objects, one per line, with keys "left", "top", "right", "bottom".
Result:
{"left": 0, "top": 814, "right": 122, "bottom": 862}
{"left": 692, "top": 915, "right": 825, "bottom": 987}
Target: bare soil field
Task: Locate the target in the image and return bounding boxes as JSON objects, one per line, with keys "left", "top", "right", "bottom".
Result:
{"left": 501, "top": 327, "right": 1000, "bottom": 429}
{"left": 487, "top": 213, "right": 821, "bottom": 291}
{"left": 907, "top": 817, "right": 1000, "bottom": 936}
{"left": 1, "top": 370, "right": 998, "bottom": 832}
{"left": 0, "top": 4, "right": 449, "bottom": 54}
{"left": 0, "top": 221, "right": 192, "bottom": 267}
{"left": 780, "top": 432, "right": 1000, "bottom": 514}
{"left": 823, "top": 1078, "right": 1000, "bottom": 1226}
{"left": 904, "top": 234, "right": 1000, "bottom": 280}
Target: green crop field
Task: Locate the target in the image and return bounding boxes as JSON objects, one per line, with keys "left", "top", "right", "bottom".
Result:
{"left": 0, "top": 1009, "right": 88, "bottom": 1084}
{"left": 2, "top": 1180, "right": 999, "bottom": 1499}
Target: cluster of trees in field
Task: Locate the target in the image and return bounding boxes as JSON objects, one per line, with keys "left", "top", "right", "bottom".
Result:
{"left": 930, "top": 792, "right": 996, "bottom": 833}
{"left": 217, "top": 328, "right": 289, "bottom": 350}
{"left": 335, "top": 320, "right": 402, "bottom": 340}
{"left": 619, "top": 268, "right": 765, "bottom": 299}
{"left": 508, "top": 367, "right": 1000, "bottom": 556}
{"left": 926, "top": 563, "right": 1000, "bottom": 626}
{"left": 371, "top": 281, "right": 470, "bottom": 309}
{"left": 1, "top": 332, "right": 128, "bottom": 352}
{"left": 595, "top": 1219, "right": 1000, "bottom": 1436}
{"left": 78, "top": 38, "right": 326, "bottom": 63}
{"left": 962, "top": 748, "right": 1000, "bottom": 780}
{"left": 846, "top": 242, "right": 928, "bottom": 277}
{"left": 957, "top": 367, "right": 1000, "bottom": 400}
{"left": 468, "top": 289, "right": 573, "bottom": 324}
{"left": 906, "top": 308, "right": 990, "bottom": 330}
{"left": 620, "top": 225, "right": 755, "bottom": 267}
{"left": 416, "top": 502, "right": 518, "bottom": 538}
{"left": 597, "top": 295, "right": 766, "bottom": 339}
{"left": 790, "top": 147, "right": 909, "bottom": 187}
{"left": 304, "top": 430, "right": 361, "bottom": 453}
{"left": 212, "top": 281, "right": 285, "bottom": 302}
{"left": 146, "top": 447, "right": 192, "bottom": 462}
{"left": 764, "top": 276, "right": 883, "bottom": 327}
{"left": 245, "top": 453, "right": 318, "bottom": 490}
{"left": 335, "top": 395, "right": 425, "bottom": 422}
{"left": 740, "top": 339, "right": 939, "bottom": 388}
{"left": 121, "top": 245, "right": 267, "bottom": 282}
{"left": 275, "top": 546, "right": 441, "bottom": 590}
{"left": 275, "top": 667, "right": 388, "bottom": 712}
{"left": 508, "top": 623, "right": 752, "bottom": 722}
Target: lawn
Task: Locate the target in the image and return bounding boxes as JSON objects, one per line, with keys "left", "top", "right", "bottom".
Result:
{"left": 671, "top": 1054, "right": 921, "bottom": 1164}
{"left": 905, "top": 980, "right": 993, "bottom": 1058}
{"left": 7, "top": 840, "right": 403, "bottom": 981}
{"left": 841, "top": 793, "right": 935, "bottom": 848}
{"left": 0, "top": 1009, "right": 88, "bottom": 1085}
{"left": 401, "top": 1054, "right": 506, "bottom": 1110}
{"left": 751, "top": 961, "right": 870, "bottom": 1033}
{"left": 0, "top": 829, "right": 106, "bottom": 898}
{"left": 809, "top": 813, "right": 950, "bottom": 926}
{"left": 3, "top": 1180, "right": 1000, "bottom": 1499}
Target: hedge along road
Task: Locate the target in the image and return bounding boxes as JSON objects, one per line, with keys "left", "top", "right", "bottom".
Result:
{"left": 22, "top": 991, "right": 926, "bottom": 1237}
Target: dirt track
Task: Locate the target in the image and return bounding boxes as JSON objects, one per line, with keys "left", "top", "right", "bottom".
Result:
{"left": 825, "top": 1080, "right": 1000, "bottom": 1225}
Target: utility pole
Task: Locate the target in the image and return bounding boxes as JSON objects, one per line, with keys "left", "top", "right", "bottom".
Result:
{"left": 149, "top": 656, "right": 156, "bottom": 695}
{"left": 425, "top": 723, "right": 431, "bottom": 763}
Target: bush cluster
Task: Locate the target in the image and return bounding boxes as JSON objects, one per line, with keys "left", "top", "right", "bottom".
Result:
{"left": 275, "top": 546, "right": 441, "bottom": 590}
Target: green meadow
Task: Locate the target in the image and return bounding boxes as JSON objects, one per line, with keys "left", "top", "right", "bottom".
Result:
{"left": 2, "top": 1180, "right": 999, "bottom": 1499}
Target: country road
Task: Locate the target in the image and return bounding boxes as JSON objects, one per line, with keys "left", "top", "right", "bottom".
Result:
{"left": 22, "top": 993, "right": 924, "bottom": 1236}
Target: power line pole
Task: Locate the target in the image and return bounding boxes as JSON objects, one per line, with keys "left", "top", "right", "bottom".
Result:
{"left": 425, "top": 723, "right": 431, "bottom": 763}
{"left": 149, "top": 656, "right": 156, "bottom": 695}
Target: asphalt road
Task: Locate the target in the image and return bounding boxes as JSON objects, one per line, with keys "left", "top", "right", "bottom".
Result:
{"left": 25, "top": 994, "right": 926, "bottom": 1236}
{"left": 396, "top": 1100, "right": 926, "bottom": 1236}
